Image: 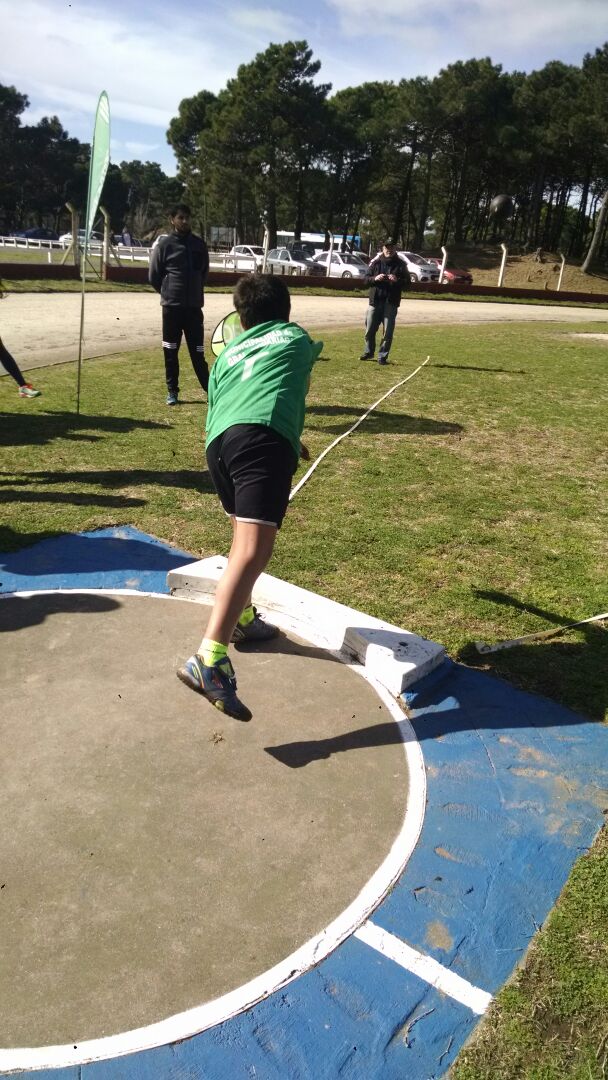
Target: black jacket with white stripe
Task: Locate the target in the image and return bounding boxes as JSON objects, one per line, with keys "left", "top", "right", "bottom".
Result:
{"left": 149, "top": 230, "right": 209, "bottom": 308}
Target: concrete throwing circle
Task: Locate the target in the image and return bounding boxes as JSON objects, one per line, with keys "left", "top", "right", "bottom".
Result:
{"left": 0, "top": 590, "right": 423, "bottom": 1067}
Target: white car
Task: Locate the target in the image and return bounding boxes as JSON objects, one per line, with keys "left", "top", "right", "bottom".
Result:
{"left": 398, "top": 251, "right": 440, "bottom": 283}
{"left": 228, "top": 244, "right": 265, "bottom": 270}
{"left": 59, "top": 229, "right": 103, "bottom": 246}
{"left": 312, "top": 251, "right": 368, "bottom": 279}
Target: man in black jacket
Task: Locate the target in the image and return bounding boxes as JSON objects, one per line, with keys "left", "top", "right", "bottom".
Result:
{"left": 360, "top": 238, "right": 409, "bottom": 365}
{"left": 149, "top": 204, "right": 210, "bottom": 405}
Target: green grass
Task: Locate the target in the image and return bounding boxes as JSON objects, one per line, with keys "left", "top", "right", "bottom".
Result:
{"left": 1, "top": 319, "right": 607, "bottom": 1073}
{"left": 452, "top": 827, "right": 608, "bottom": 1080}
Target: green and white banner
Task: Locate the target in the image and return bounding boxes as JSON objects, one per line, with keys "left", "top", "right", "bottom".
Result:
{"left": 85, "top": 91, "right": 111, "bottom": 244}
{"left": 77, "top": 91, "right": 110, "bottom": 413}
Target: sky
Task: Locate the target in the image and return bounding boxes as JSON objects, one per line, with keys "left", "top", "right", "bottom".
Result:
{"left": 2, "top": 0, "right": 607, "bottom": 175}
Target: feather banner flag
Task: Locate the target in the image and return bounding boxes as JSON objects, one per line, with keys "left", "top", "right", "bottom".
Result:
{"left": 77, "top": 91, "right": 111, "bottom": 413}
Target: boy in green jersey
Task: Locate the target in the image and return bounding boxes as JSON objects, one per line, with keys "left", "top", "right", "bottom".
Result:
{"left": 177, "top": 275, "right": 323, "bottom": 721}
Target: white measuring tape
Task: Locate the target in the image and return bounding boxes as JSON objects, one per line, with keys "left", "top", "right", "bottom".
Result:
{"left": 475, "top": 612, "right": 608, "bottom": 653}
{"left": 290, "top": 356, "right": 431, "bottom": 501}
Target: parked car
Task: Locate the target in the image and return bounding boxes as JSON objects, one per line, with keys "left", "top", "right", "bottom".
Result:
{"left": 427, "top": 257, "right": 473, "bottom": 285}
{"left": 113, "top": 234, "right": 144, "bottom": 247}
{"left": 266, "top": 247, "right": 325, "bottom": 276}
{"left": 312, "top": 250, "right": 369, "bottom": 279}
{"left": 286, "top": 241, "right": 318, "bottom": 259}
{"left": 10, "top": 227, "right": 59, "bottom": 241}
{"left": 228, "top": 244, "right": 265, "bottom": 270}
{"left": 59, "top": 229, "right": 104, "bottom": 245}
{"left": 397, "top": 251, "right": 440, "bottom": 283}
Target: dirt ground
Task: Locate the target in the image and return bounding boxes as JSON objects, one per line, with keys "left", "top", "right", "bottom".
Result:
{"left": 2, "top": 291, "right": 608, "bottom": 373}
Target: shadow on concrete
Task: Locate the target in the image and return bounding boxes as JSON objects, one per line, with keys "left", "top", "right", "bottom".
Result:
{"left": 265, "top": 665, "right": 597, "bottom": 768}
{"left": 0, "top": 591, "right": 121, "bottom": 632}
{"left": 0, "top": 411, "right": 168, "bottom": 448}
{"left": 458, "top": 590, "right": 608, "bottom": 723}
{"left": 266, "top": 720, "right": 404, "bottom": 767}
{"left": 233, "top": 629, "right": 343, "bottom": 666}
{"left": 305, "top": 405, "right": 462, "bottom": 437}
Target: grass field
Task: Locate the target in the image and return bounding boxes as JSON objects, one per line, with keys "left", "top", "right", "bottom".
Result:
{"left": 1, "top": 319, "right": 607, "bottom": 1075}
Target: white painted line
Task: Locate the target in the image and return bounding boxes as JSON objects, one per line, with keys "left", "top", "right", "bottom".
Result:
{"left": 0, "top": 590, "right": 426, "bottom": 1073}
{"left": 355, "top": 921, "right": 492, "bottom": 1015}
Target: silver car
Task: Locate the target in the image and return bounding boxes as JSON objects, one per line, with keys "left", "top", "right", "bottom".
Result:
{"left": 266, "top": 247, "right": 325, "bottom": 276}
{"left": 398, "top": 251, "right": 440, "bottom": 283}
{"left": 312, "top": 251, "right": 368, "bottom": 279}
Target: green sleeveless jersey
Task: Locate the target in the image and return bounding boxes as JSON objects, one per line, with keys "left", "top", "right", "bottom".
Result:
{"left": 205, "top": 320, "right": 323, "bottom": 457}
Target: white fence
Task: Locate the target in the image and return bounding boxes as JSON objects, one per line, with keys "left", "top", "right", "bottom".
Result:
{"left": 0, "top": 236, "right": 257, "bottom": 273}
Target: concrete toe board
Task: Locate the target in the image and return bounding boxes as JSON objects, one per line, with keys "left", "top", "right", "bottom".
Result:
{"left": 0, "top": 591, "right": 410, "bottom": 1049}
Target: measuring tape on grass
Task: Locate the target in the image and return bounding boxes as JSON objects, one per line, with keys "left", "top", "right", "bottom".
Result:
{"left": 289, "top": 356, "right": 431, "bottom": 500}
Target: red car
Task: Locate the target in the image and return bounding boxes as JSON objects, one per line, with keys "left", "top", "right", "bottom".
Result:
{"left": 427, "top": 258, "right": 473, "bottom": 285}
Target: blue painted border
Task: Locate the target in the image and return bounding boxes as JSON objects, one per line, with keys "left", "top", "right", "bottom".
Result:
{"left": 2, "top": 528, "right": 606, "bottom": 1079}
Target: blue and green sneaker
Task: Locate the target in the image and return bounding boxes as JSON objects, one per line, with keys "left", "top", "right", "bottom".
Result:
{"left": 176, "top": 654, "right": 252, "bottom": 722}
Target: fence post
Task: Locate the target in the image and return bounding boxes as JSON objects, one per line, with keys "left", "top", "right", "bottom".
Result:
{"left": 100, "top": 205, "right": 111, "bottom": 281}
{"left": 61, "top": 203, "right": 80, "bottom": 267}
{"left": 326, "top": 234, "right": 335, "bottom": 277}
{"left": 261, "top": 228, "right": 270, "bottom": 274}
{"left": 497, "top": 243, "right": 508, "bottom": 287}
{"left": 556, "top": 253, "right": 566, "bottom": 292}
{"left": 440, "top": 246, "right": 448, "bottom": 285}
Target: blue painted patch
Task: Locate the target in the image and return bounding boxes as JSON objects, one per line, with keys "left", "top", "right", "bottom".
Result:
{"left": 374, "top": 662, "right": 608, "bottom": 1003}
{"left": 0, "top": 527, "right": 192, "bottom": 595}
{"left": 1, "top": 530, "right": 606, "bottom": 1079}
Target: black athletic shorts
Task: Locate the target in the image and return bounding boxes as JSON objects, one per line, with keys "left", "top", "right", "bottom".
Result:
{"left": 206, "top": 424, "right": 299, "bottom": 529}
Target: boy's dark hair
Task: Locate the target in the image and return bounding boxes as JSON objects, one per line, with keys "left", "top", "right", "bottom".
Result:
{"left": 169, "top": 203, "right": 191, "bottom": 218}
{"left": 233, "top": 274, "right": 290, "bottom": 329}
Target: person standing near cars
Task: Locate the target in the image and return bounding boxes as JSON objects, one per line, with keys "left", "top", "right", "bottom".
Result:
{"left": 359, "top": 237, "right": 409, "bottom": 365}
{"left": 148, "top": 203, "right": 210, "bottom": 405}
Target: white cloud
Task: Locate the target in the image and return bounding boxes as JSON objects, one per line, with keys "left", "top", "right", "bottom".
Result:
{"left": 123, "top": 141, "right": 160, "bottom": 155}
{"left": 230, "top": 5, "right": 305, "bottom": 41}
{"left": 326, "top": 0, "right": 608, "bottom": 63}
{"left": 0, "top": 0, "right": 242, "bottom": 128}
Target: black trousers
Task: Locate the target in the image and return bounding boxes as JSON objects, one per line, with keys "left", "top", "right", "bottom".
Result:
{"left": 0, "top": 340, "right": 26, "bottom": 386}
{"left": 161, "top": 306, "right": 209, "bottom": 394}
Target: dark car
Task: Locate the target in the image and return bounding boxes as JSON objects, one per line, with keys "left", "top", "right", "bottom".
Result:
{"left": 427, "top": 257, "right": 473, "bottom": 285}
{"left": 10, "top": 227, "right": 59, "bottom": 241}
{"left": 286, "top": 241, "right": 317, "bottom": 259}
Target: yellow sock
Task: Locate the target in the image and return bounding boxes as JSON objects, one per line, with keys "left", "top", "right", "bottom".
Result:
{"left": 199, "top": 638, "right": 228, "bottom": 666}
{"left": 238, "top": 605, "right": 255, "bottom": 627}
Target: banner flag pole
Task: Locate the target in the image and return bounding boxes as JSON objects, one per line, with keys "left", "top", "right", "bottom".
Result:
{"left": 76, "top": 91, "right": 110, "bottom": 415}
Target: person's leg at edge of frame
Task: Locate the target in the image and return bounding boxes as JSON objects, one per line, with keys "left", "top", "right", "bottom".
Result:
{"left": 183, "top": 307, "right": 209, "bottom": 394}
{"left": 177, "top": 519, "right": 277, "bottom": 721}
{"left": 378, "top": 301, "right": 397, "bottom": 365}
{"left": 0, "top": 339, "right": 41, "bottom": 397}
{"left": 161, "top": 307, "right": 182, "bottom": 405}
{"left": 360, "top": 304, "right": 381, "bottom": 360}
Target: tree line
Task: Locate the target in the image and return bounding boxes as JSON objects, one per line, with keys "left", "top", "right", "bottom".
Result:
{"left": 0, "top": 84, "right": 181, "bottom": 239}
{"left": 167, "top": 41, "right": 608, "bottom": 268}
{"left": 1, "top": 41, "right": 607, "bottom": 268}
